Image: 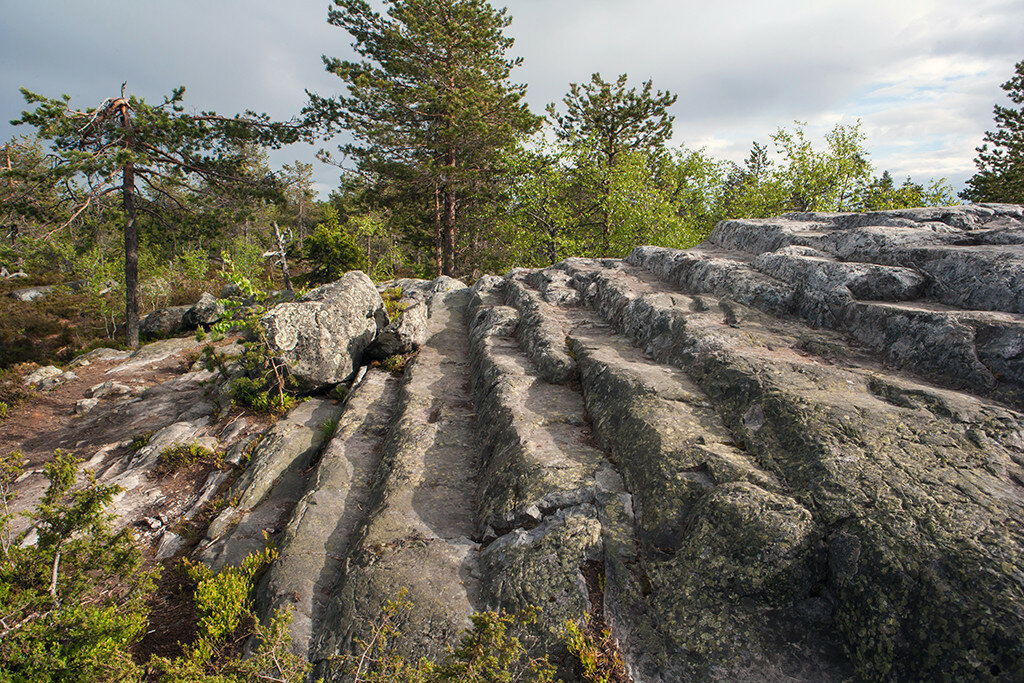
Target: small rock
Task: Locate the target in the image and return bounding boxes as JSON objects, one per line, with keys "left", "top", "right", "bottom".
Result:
{"left": 74, "top": 398, "right": 100, "bottom": 415}
{"left": 23, "top": 365, "right": 62, "bottom": 387}
{"left": 155, "top": 531, "right": 186, "bottom": 560}
{"left": 88, "top": 380, "right": 133, "bottom": 399}
{"left": 9, "top": 285, "right": 54, "bottom": 302}
{"left": 140, "top": 516, "right": 164, "bottom": 531}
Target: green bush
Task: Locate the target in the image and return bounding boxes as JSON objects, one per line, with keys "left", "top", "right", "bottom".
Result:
{"left": 304, "top": 206, "right": 365, "bottom": 285}
{"left": 0, "top": 451, "right": 152, "bottom": 682}
{"left": 156, "top": 442, "right": 220, "bottom": 476}
{"left": 334, "top": 590, "right": 555, "bottom": 682}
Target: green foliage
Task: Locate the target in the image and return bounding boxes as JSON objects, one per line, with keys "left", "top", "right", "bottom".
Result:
{"left": 962, "top": 58, "right": 1024, "bottom": 203}
{"left": 722, "top": 122, "right": 956, "bottom": 219}
{"left": 212, "top": 259, "right": 297, "bottom": 414}
{"left": 128, "top": 432, "right": 152, "bottom": 453}
{"left": 381, "top": 285, "right": 408, "bottom": 319}
{"left": 547, "top": 72, "right": 677, "bottom": 167}
{"left": 379, "top": 352, "right": 414, "bottom": 376}
{"left": 156, "top": 442, "right": 220, "bottom": 476}
{"left": 0, "top": 451, "right": 152, "bottom": 682}
{"left": 309, "top": 0, "right": 540, "bottom": 276}
{"left": 151, "top": 548, "right": 311, "bottom": 682}
{"left": 230, "top": 376, "right": 297, "bottom": 414}
{"left": 304, "top": 206, "right": 365, "bottom": 285}
{"left": 333, "top": 589, "right": 554, "bottom": 682}
{"left": 563, "top": 618, "right": 628, "bottom": 683}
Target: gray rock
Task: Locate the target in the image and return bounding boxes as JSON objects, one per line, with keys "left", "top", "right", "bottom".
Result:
{"left": 74, "top": 398, "right": 100, "bottom": 414}
{"left": 261, "top": 271, "right": 386, "bottom": 392}
{"left": 88, "top": 380, "right": 132, "bottom": 399}
{"left": 140, "top": 305, "right": 190, "bottom": 337}
{"left": 366, "top": 301, "right": 428, "bottom": 359}
{"left": 9, "top": 285, "right": 54, "bottom": 302}
{"left": 182, "top": 293, "right": 225, "bottom": 329}
{"left": 22, "top": 366, "right": 63, "bottom": 387}
{"left": 68, "top": 347, "right": 131, "bottom": 368}
{"left": 155, "top": 531, "right": 186, "bottom": 560}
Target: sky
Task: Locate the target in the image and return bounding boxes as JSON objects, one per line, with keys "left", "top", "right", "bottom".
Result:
{"left": 2, "top": 0, "right": 1022, "bottom": 198}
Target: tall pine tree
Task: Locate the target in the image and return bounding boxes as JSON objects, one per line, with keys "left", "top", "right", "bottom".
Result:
{"left": 962, "top": 59, "right": 1024, "bottom": 204}
{"left": 309, "top": 0, "right": 538, "bottom": 276}
{"left": 13, "top": 85, "right": 302, "bottom": 347}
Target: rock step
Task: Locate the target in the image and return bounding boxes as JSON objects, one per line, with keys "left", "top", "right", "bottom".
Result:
{"left": 501, "top": 274, "right": 578, "bottom": 384}
{"left": 625, "top": 245, "right": 1024, "bottom": 408}
{"left": 257, "top": 371, "right": 399, "bottom": 658}
{"left": 467, "top": 278, "right": 632, "bottom": 650}
{"left": 556, "top": 257, "right": 1024, "bottom": 680}
{"left": 197, "top": 398, "right": 346, "bottom": 574}
{"left": 510, "top": 272, "right": 839, "bottom": 678}
{"left": 314, "top": 286, "right": 483, "bottom": 670}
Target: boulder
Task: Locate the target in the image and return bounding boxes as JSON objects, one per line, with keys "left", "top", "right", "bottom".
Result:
{"left": 181, "top": 293, "right": 225, "bottom": 329}
{"left": 140, "top": 305, "right": 190, "bottom": 337}
{"left": 365, "top": 301, "right": 428, "bottom": 359}
{"left": 9, "top": 285, "right": 53, "bottom": 302}
{"left": 261, "top": 271, "right": 386, "bottom": 392}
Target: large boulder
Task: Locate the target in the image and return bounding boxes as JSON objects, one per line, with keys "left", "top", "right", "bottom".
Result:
{"left": 182, "top": 293, "right": 225, "bottom": 329}
{"left": 140, "top": 305, "right": 190, "bottom": 338}
{"left": 261, "top": 271, "right": 386, "bottom": 392}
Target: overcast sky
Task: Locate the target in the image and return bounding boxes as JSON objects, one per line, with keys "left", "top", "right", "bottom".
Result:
{"left": 2, "top": 0, "right": 1022, "bottom": 197}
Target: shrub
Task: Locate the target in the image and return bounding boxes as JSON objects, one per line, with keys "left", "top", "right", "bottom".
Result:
{"left": 151, "top": 548, "right": 310, "bottom": 682}
{"left": 564, "top": 617, "right": 629, "bottom": 683}
{"left": 333, "top": 591, "right": 556, "bottom": 682}
{"left": 156, "top": 442, "right": 220, "bottom": 476}
{"left": 0, "top": 451, "right": 152, "bottom": 682}
{"left": 304, "top": 206, "right": 365, "bottom": 285}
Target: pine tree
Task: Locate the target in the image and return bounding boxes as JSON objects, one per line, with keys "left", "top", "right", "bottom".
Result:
{"left": 12, "top": 85, "right": 302, "bottom": 347}
{"left": 309, "top": 0, "right": 539, "bottom": 276}
{"left": 546, "top": 74, "right": 677, "bottom": 250}
{"left": 962, "top": 59, "right": 1024, "bottom": 204}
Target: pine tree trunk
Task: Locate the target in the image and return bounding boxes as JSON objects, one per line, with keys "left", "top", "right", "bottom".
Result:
{"left": 442, "top": 187, "right": 456, "bottom": 277}
{"left": 123, "top": 161, "right": 139, "bottom": 349}
{"left": 434, "top": 182, "right": 443, "bottom": 277}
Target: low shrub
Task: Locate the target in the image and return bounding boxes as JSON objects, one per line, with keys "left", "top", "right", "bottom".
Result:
{"left": 156, "top": 443, "right": 220, "bottom": 476}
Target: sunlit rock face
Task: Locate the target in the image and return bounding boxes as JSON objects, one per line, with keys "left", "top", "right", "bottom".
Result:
{"left": 49, "top": 205, "right": 1024, "bottom": 681}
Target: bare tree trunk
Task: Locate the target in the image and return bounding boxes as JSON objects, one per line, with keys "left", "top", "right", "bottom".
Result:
{"left": 272, "top": 221, "right": 292, "bottom": 292}
{"left": 124, "top": 160, "right": 139, "bottom": 349}
{"left": 443, "top": 187, "right": 456, "bottom": 277}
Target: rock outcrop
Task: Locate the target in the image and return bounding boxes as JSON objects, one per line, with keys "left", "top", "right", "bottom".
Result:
{"left": 261, "top": 271, "right": 387, "bottom": 392}
{"left": 8, "top": 205, "right": 1024, "bottom": 682}
{"left": 257, "top": 205, "right": 1024, "bottom": 682}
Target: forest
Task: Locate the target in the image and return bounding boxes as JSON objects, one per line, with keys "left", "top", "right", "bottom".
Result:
{"left": 7, "top": 0, "right": 1020, "bottom": 366}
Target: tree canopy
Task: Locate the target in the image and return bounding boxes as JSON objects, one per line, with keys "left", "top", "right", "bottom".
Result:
{"left": 962, "top": 58, "right": 1024, "bottom": 204}
{"left": 308, "top": 0, "right": 539, "bottom": 276}
{"left": 11, "top": 85, "right": 304, "bottom": 346}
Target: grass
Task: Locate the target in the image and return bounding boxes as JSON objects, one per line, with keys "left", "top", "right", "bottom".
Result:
{"left": 155, "top": 442, "right": 220, "bottom": 477}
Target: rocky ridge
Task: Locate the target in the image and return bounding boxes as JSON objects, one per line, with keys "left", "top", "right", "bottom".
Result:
{"left": 8, "top": 204, "right": 1024, "bottom": 681}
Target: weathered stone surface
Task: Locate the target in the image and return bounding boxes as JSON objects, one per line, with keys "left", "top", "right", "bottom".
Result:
{"left": 12, "top": 210, "right": 1023, "bottom": 681}
{"left": 312, "top": 288, "right": 482, "bottom": 673}
{"left": 9, "top": 285, "right": 54, "bottom": 302}
{"left": 262, "top": 271, "right": 386, "bottom": 392}
{"left": 181, "top": 292, "right": 225, "bottom": 329}
{"left": 259, "top": 369, "right": 399, "bottom": 657}
{"left": 22, "top": 365, "right": 63, "bottom": 387}
{"left": 365, "top": 301, "right": 428, "bottom": 359}
{"left": 140, "top": 305, "right": 190, "bottom": 337}
{"left": 197, "top": 397, "right": 345, "bottom": 572}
